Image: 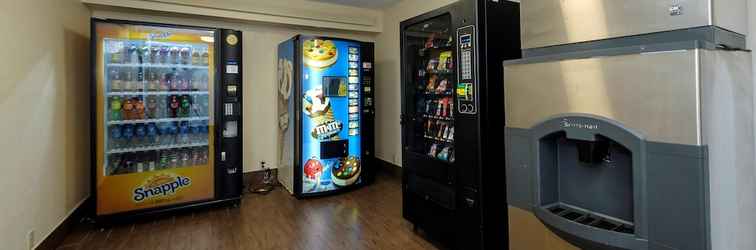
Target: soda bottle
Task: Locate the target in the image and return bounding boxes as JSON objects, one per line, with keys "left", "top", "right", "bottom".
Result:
{"left": 141, "top": 45, "right": 151, "bottom": 64}
{"left": 145, "top": 96, "right": 158, "bottom": 119}
{"left": 179, "top": 95, "right": 191, "bottom": 117}
{"left": 146, "top": 70, "right": 159, "bottom": 91}
{"left": 122, "top": 98, "right": 134, "bottom": 120}
{"left": 169, "top": 95, "right": 180, "bottom": 118}
{"left": 135, "top": 152, "right": 145, "bottom": 173}
{"left": 201, "top": 49, "right": 209, "bottom": 66}
{"left": 110, "top": 96, "right": 122, "bottom": 121}
{"left": 200, "top": 147, "right": 209, "bottom": 164}
{"left": 170, "top": 69, "right": 180, "bottom": 91}
{"left": 109, "top": 68, "right": 122, "bottom": 92}
{"left": 159, "top": 71, "right": 171, "bottom": 91}
{"left": 158, "top": 150, "right": 170, "bottom": 169}
{"left": 192, "top": 48, "right": 201, "bottom": 65}
{"left": 122, "top": 124, "right": 134, "bottom": 148}
{"left": 158, "top": 123, "right": 170, "bottom": 145}
{"left": 124, "top": 69, "right": 135, "bottom": 92}
{"left": 179, "top": 69, "right": 191, "bottom": 90}
{"left": 190, "top": 148, "right": 200, "bottom": 166}
{"left": 109, "top": 125, "right": 122, "bottom": 149}
{"left": 135, "top": 123, "right": 146, "bottom": 147}
{"left": 190, "top": 123, "right": 200, "bottom": 143}
{"left": 108, "top": 154, "right": 123, "bottom": 176}
{"left": 178, "top": 121, "right": 190, "bottom": 144}
{"left": 170, "top": 47, "right": 180, "bottom": 64}
{"left": 134, "top": 97, "right": 145, "bottom": 120}
{"left": 180, "top": 149, "right": 191, "bottom": 167}
{"left": 169, "top": 149, "right": 179, "bottom": 167}
{"left": 167, "top": 122, "right": 178, "bottom": 144}
{"left": 150, "top": 47, "right": 160, "bottom": 64}
{"left": 157, "top": 96, "right": 168, "bottom": 119}
{"left": 145, "top": 151, "right": 156, "bottom": 172}
{"left": 128, "top": 43, "right": 139, "bottom": 64}
{"left": 180, "top": 47, "right": 191, "bottom": 65}
{"left": 191, "top": 72, "right": 202, "bottom": 91}
{"left": 159, "top": 47, "right": 170, "bottom": 64}
{"left": 190, "top": 95, "right": 201, "bottom": 117}
{"left": 146, "top": 123, "right": 158, "bottom": 146}
{"left": 109, "top": 42, "right": 124, "bottom": 64}
{"left": 199, "top": 123, "right": 208, "bottom": 143}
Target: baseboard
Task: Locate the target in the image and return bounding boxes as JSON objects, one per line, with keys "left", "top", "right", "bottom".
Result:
{"left": 243, "top": 168, "right": 279, "bottom": 189}
{"left": 35, "top": 196, "right": 92, "bottom": 250}
{"left": 376, "top": 157, "right": 401, "bottom": 177}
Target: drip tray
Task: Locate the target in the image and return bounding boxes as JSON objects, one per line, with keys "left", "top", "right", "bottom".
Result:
{"left": 546, "top": 204, "right": 635, "bottom": 235}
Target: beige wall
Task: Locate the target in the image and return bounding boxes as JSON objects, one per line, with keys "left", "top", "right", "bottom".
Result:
{"left": 91, "top": 8, "right": 376, "bottom": 173}
{"left": 0, "top": 0, "right": 91, "bottom": 249}
{"left": 373, "top": 0, "right": 458, "bottom": 166}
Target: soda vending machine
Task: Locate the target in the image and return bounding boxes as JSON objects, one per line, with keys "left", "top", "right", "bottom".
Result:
{"left": 277, "top": 35, "right": 375, "bottom": 198}
{"left": 400, "top": 0, "right": 520, "bottom": 249}
{"left": 91, "top": 19, "right": 243, "bottom": 220}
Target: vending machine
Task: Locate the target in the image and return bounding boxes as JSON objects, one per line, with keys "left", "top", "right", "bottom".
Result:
{"left": 399, "top": 0, "right": 520, "bottom": 249}
{"left": 91, "top": 19, "right": 243, "bottom": 220}
{"left": 277, "top": 35, "right": 375, "bottom": 198}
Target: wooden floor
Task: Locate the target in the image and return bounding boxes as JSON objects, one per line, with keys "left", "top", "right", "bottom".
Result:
{"left": 56, "top": 172, "right": 440, "bottom": 250}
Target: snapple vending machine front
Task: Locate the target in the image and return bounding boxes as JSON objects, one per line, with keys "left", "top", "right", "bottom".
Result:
{"left": 92, "top": 19, "right": 243, "bottom": 220}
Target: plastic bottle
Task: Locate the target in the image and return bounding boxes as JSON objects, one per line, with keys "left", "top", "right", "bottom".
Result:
{"left": 135, "top": 123, "right": 146, "bottom": 147}
{"left": 122, "top": 124, "right": 135, "bottom": 148}
{"left": 150, "top": 47, "right": 160, "bottom": 65}
{"left": 109, "top": 68, "right": 122, "bottom": 92}
{"left": 191, "top": 48, "right": 201, "bottom": 65}
{"left": 201, "top": 49, "right": 209, "bottom": 66}
{"left": 110, "top": 96, "right": 122, "bottom": 121}
{"left": 146, "top": 123, "right": 159, "bottom": 146}
{"left": 128, "top": 43, "right": 139, "bottom": 64}
{"left": 180, "top": 149, "right": 191, "bottom": 167}
{"left": 159, "top": 47, "right": 170, "bottom": 64}
{"left": 190, "top": 123, "right": 200, "bottom": 144}
{"left": 146, "top": 70, "right": 159, "bottom": 91}
{"left": 178, "top": 121, "right": 190, "bottom": 144}
{"left": 180, "top": 47, "right": 191, "bottom": 65}
{"left": 110, "top": 43, "right": 124, "bottom": 64}
{"left": 145, "top": 151, "right": 156, "bottom": 172}
{"left": 109, "top": 125, "right": 122, "bottom": 149}
{"left": 141, "top": 45, "right": 151, "bottom": 64}
{"left": 169, "top": 149, "right": 179, "bottom": 167}
{"left": 170, "top": 47, "right": 180, "bottom": 64}
{"left": 158, "top": 150, "right": 170, "bottom": 169}
{"left": 124, "top": 69, "right": 135, "bottom": 92}
{"left": 159, "top": 70, "right": 171, "bottom": 91}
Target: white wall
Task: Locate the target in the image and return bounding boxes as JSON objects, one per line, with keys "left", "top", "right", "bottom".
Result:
{"left": 373, "top": 0, "right": 458, "bottom": 166}
{"left": 0, "top": 0, "right": 91, "bottom": 249}
{"left": 92, "top": 8, "right": 376, "bottom": 172}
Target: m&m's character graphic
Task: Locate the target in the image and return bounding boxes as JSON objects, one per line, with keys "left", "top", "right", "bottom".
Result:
{"left": 304, "top": 157, "right": 324, "bottom": 180}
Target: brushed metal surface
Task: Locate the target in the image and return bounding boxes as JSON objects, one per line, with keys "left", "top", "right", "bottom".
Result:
{"left": 504, "top": 49, "right": 701, "bottom": 145}
{"left": 699, "top": 50, "right": 756, "bottom": 250}
{"left": 521, "top": 0, "right": 746, "bottom": 49}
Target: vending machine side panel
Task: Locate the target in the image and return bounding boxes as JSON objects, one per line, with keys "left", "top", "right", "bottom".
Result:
{"left": 215, "top": 29, "right": 243, "bottom": 200}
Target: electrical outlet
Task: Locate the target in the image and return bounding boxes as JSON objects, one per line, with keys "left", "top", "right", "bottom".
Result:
{"left": 27, "top": 230, "right": 35, "bottom": 250}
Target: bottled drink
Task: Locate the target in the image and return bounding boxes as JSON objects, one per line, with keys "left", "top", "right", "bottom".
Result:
{"left": 191, "top": 148, "right": 201, "bottom": 166}
{"left": 159, "top": 47, "right": 170, "bottom": 64}
{"left": 135, "top": 152, "right": 145, "bottom": 173}
{"left": 134, "top": 97, "right": 145, "bottom": 120}
{"left": 189, "top": 123, "right": 200, "bottom": 143}
{"left": 158, "top": 150, "right": 170, "bottom": 169}
{"left": 158, "top": 124, "right": 170, "bottom": 145}
{"left": 157, "top": 96, "right": 168, "bottom": 119}
{"left": 146, "top": 123, "right": 159, "bottom": 146}
{"left": 179, "top": 95, "right": 191, "bottom": 117}
{"left": 145, "top": 96, "right": 158, "bottom": 119}
{"left": 180, "top": 149, "right": 191, "bottom": 167}
{"left": 124, "top": 69, "right": 135, "bottom": 92}
{"left": 180, "top": 47, "right": 191, "bottom": 64}
{"left": 122, "top": 124, "right": 134, "bottom": 148}
{"left": 170, "top": 69, "right": 180, "bottom": 91}
{"left": 169, "top": 149, "right": 179, "bottom": 167}
{"left": 135, "top": 68, "right": 145, "bottom": 91}
{"left": 199, "top": 124, "right": 208, "bottom": 143}
{"left": 135, "top": 123, "right": 146, "bottom": 147}
{"left": 110, "top": 43, "right": 124, "bottom": 64}
{"left": 145, "top": 151, "right": 156, "bottom": 172}
{"left": 201, "top": 49, "right": 209, "bottom": 66}
{"left": 200, "top": 147, "right": 209, "bottom": 164}
{"left": 191, "top": 72, "right": 202, "bottom": 91}
{"left": 178, "top": 121, "right": 190, "bottom": 144}
{"left": 141, "top": 46, "right": 151, "bottom": 64}
{"left": 146, "top": 70, "right": 159, "bottom": 91}
{"left": 109, "top": 125, "right": 122, "bottom": 149}
{"left": 108, "top": 154, "right": 123, "bottom": 176}
{"left": 169, "top": 95, "right": 180, "bottom": 118}
{"left": 109, "top": 68, "right": 122, "bottom": 92}
{"left": 128, "top": 44, "right": 139, "bottom": 64}
{"left": 150, "top": 47, "right": 160, "bottom": 64}
{"left": 109, "top": 96, "right": 122, "bottom": 121}
{"left": 170, "top": 47, "right": 180, "bottom": 64}
{"left": 159, "top": 71, "right": 171, "bottom": 91}
{"left": 191, "top": 48, "right": 201, "bottom": 65}
{"left": 190, "top": 95, "right": 201, "bottom": 117}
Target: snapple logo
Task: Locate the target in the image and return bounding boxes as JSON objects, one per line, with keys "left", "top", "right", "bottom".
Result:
{"left": 311, "top": 120, "right": 343, "bottom": 140}
{"left": 133, "top": 174, "right": 192, "bottom": 203}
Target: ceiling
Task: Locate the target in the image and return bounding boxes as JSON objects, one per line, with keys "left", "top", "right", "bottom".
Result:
{"left": 308, "top": 0, "right": 402, "bottom": 9}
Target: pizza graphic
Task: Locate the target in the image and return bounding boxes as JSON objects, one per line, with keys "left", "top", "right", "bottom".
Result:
{"left": 303, "top": 39, "right": 338, "bottom": 68}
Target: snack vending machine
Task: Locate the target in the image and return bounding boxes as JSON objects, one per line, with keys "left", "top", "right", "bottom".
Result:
{"left": 91, "top": 19, "right": 243, "bottom": 220}
{"left": 400, "top": 0, "right": 520, "bottom": 249}
{"left": 277, "top": 35, "right": 375, "bottom": 198}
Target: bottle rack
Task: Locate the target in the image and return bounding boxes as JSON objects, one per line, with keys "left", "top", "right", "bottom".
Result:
{"left": 102, "top": 38, "right": 214, "bottom": 176}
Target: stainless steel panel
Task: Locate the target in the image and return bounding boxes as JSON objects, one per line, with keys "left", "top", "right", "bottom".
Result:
{"left": 504, "top": 49, "right": 701, "bottom": 145}
{"left": 521, "top": 0, "right": 746, "bottom": 49}
{"left": 699, "top": 50, "right": 756, "bottom": 250}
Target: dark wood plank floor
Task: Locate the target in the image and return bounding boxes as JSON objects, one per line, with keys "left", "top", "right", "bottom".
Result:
{"left": 56, "top": 172, "right": 440, "bottom": 250}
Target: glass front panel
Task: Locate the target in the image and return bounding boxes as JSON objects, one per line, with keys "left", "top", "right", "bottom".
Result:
{"left": 301, "top": 38, "right": 363, "bottom": 194}
{"left": 95, "top": 22, "right": 216, "bottom": 215}
{"left": 404, "top": 14, "right": 455, "bottom": 163}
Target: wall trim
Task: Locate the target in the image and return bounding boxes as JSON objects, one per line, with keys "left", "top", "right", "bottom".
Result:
{"left": 81, "top": 0, "right": 383, "bottom": 32}
{"left": 35, "top": 196, "right": 91, "bottom": 250}
{"left": 376, "top": 157, "right": 402, "bottom": 177}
